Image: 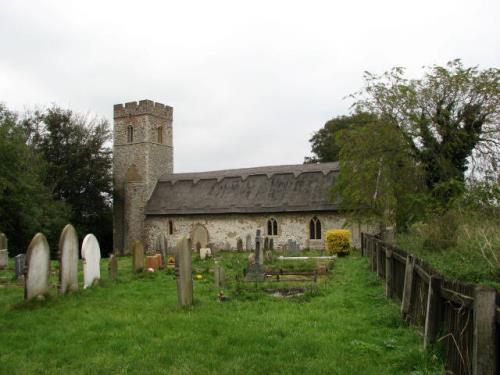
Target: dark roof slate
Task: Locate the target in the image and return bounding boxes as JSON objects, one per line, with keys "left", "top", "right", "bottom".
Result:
{"left": 145, "top": 162, "right": 340, "bottom": 215}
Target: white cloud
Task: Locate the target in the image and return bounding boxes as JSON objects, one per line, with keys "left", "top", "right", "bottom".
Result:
{"left": 1, "top": 0, "right": 499, "bottom": 172}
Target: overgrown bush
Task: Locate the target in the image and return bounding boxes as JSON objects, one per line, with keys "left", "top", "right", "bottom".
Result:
{"left": 325, "top": 229, "right": 351, "bottom": 255}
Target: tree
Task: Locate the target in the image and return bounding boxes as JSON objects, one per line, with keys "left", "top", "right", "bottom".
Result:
{"left": 22, "top": 106, "right": 113, "bottom": 254}
{"left": 305, "top": 112, "right": 378, "bottom": 163}
{"left": 352, "top": 60, "right": 500, "bottom": 207}
{"left": 0, "top": 104, "right": 69, "bottom": 255}
{"left": 332, "top": 116, "right": 425, "bottom": 232}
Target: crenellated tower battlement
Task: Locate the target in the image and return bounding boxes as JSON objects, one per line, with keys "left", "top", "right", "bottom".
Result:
{"left": 114, "top": 100, "right": 173, "bottom": 120}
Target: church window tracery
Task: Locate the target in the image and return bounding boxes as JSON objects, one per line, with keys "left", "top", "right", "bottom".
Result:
{"left": 267, "top": 218, "right": 278, "bottom": 236}
{"left": 309, "top": 216, "right": 321, "bottom": 239}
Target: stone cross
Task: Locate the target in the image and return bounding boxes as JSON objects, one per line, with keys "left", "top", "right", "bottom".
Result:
{"left": 15, "top": 254, "right": 26, "bottom": 280}
{"left": 59, "top": 224, "right": 79, "bottom": 294}
{"left": 24, "top": 233, "right": 50, "bottom": 300}
{"left": 0, "top": 232, "right": 8, "bottom": 270}
{"left": 81, "top": 234, "right": 101, "bottom": 288}
{"left": 108, "top": 254, "right": 118, "bottom": 280}
{"left": 132, "top": 240, "right": 144, "bottom": 273}
{"left": 255, "top": 230, "right": 263, "bottom": 265}
{"left": 175, "top": 237, "right": 193, "bottom": 307}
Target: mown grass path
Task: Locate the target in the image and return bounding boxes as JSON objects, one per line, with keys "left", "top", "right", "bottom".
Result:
{"left": 0, "top": 253, "right": 443, "bottom": 374}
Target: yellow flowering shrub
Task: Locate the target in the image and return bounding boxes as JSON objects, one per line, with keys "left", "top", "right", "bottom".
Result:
{"left": 325, "top": 229, "right": 352, "bottom": 255}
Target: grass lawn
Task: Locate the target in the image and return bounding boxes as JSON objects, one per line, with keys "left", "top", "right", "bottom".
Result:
{"left": 0, "top": 251, "right": 444, "bottom": 375}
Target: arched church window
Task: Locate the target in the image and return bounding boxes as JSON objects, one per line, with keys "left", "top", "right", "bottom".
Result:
{"left": 168, "top": 220, "right": 173, "bottom": 235}
{"left": 267, "top": 218, "right": 278, "bottom": 236}
{"left": 127, "top": 125, "right": 134, "bottom": 143}
{"left": 309, "top": 216, "right": 322, "bottom": 239}
{"left": 157, "top": 126, "right": 163, "bottom": 144}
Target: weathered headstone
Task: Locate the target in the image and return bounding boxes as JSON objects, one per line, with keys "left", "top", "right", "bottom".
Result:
{"left": 145, "top": 254, "right": 162, "bottom": 270}
{"left": 24, "top": 233, "right": 50, "bottom": 300}
{"left": 108, "top": 254, "right": 118, "bottom": 280}
{"left": 58, "top": 224, "right": 79, "bottom": 294}
{"left": 81, "top": 234, "right": 101, "bottom": 288}
{"left": 0, "top": 232, "right": 8, "bottom": 270}
{"left": 245, "top": 230, "right": 265, "bottom": 281}
{"left": 224, "top": 241, "right": 231, "bottom": 251}
{"left": 199, "top": 247, "right": 211, "bottom": 260}
{"left": 156, "top": 232, "right": 168, "bottom": 266}
{"left": 263, "top": 237, "right": 269, "bottom": 251}
{"left": 265, "top": 250, "right": 273, "bottom": 263}
{"left": 132, "top": 240, "right": 144, "bottom": 273}
{"left": 236, "top": 238, "right": 243, "bottom": 251}
{"left": 214, "top": 263, "right": 226, "bottom": 288}
{"left": 245, "top": 234, "right": 252, "bottom": 251}
{"left": 15, "top": 254, "right": 26, "bottom": 280}
{"left": 175, "top": 237, "right": 193, "bottom": 307}
{"left": 269, "top": 238, "right": 274, "bottom": 251}
{"left": 286, "top": 239, "right": 300, "bottom": 256}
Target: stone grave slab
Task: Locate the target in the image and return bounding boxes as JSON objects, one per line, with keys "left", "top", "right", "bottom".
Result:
{"left": 132, "top": 240, "right": 144, "bottom": 273}
{"left": 108, "top": 254, "right": 118, "bottom": 280}
{"left": 25, "top": 233, "right": 50, "bottom": 300}
{"left": 175, "top": 237, "right": 193, "bottom": 306}
{"left": 81, "top": 234, "right": 101, "bottom": 288}
{"left": 58, "top": 224, "right": 79, "bottom": 293}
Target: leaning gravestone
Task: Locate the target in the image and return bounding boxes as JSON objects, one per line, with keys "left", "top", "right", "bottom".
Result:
{"left": 245, "top": 230, "right": 266, "bottom": 281}
{"left": 81, "top": 234, "right": 101, "bottom": 288}
{"left": 245, "top": 234, "right": 252, "bottom": 251}
{"left": 108, "top": 254, "right": 118, "bottom": 280}
{"left": 175, "top": 237, "right": 193, "bottom": 307}
{"left": 24, "top": 233, "right": 50, "bottom": 300}
{"left": 58, "top": 224, "right": 79, "bottom": 294}
{"left": 0, "top": 232, "right": 8, "bottom": 270}
{"left": 15, "top": 254, "right": 26, "bottom": 280}
{"left": 132, "top": 240, "right": 144, "bottom": 273}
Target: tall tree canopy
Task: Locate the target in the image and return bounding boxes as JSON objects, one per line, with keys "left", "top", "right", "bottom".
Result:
{"left": 305, "top": 112, "right": 378, "bottom": 163}
{"left": 23, "top": 107, "right": 113, "bottom": 254}
{"left": 352, "top": 60, "right": 500, "bottom": 204}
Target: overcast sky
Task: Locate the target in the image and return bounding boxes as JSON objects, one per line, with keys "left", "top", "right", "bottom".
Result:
{"left": 1, "top": 0, "right": 499, "bottom": 173}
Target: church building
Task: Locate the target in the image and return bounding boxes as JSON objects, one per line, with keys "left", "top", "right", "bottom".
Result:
{"left": 113, "top": 100, "right": 374, "bottom": 254}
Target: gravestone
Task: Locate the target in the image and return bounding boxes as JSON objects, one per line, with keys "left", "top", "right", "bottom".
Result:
{"left": 236, "top": 238, "right": 243, "bottom": 251}
{"left": 132, "top": 240, "right": 144, "bottom": 273}
{"left": 224, "top": 241, "right": 231, "bottom": 251}
{"left": 269, "top": 238, "right": 274, "bottom": 251}
{"left": 199, "top": 248, "right": 211, "bottom": 260}
{"left": 286, "top": 239, "right": 300, "bottom": 256}
{"left": 265, "top": 250, "right": 273, "bottom": 263}
{"left": 175, "top": 237, "right": 193, "bottom": 307}
{"left": 81, "top": 234, "right": 101, "bottom": 288}
{"left": 156, "top": 232, "right": 168, "bottom": 266}
{"left": 245, "top": 230, "right": 265, "bottom": 281}
{"left": 24, "top": 233, "right": 50, "bottom": 300}
{"left": 263, "top": 237, "right": 269, "bottom": 251}
{"left": 0, "top": 232, "right": 8, "bottom": 270}
{"left": 15, "top": 254, "right": 26, "bottom": 280}
{"left": 245, "top": 234, "right": 252, "bottom": 251}
{"left": 214, "top": 263, "right": 225, "bottom": 288}
{"left": 58, "top": 224, "right": 79, "bottom": 294}
{"left": 108, "top": 254, "right": 118, "bottom": 280}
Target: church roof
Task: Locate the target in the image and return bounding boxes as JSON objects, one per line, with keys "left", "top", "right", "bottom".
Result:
{"left": 145, "top": 162, "right": 340, "bottom": 215}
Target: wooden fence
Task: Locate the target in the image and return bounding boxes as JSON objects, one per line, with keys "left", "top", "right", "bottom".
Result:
{"left": 361, "top": 233, "right": 499, "bottom": 375}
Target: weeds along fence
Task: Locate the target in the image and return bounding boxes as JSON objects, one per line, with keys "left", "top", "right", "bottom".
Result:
{"left": 361, "top": 233, "right": 499, "bottom": 375}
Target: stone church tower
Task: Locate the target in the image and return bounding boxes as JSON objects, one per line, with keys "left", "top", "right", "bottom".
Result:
{"left": 113, "top": 100, "right": 173, "bottom": 254}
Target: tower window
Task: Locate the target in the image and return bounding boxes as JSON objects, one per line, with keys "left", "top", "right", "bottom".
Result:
{"left": 309, "top": 216, "right": 322, "bottom": 240}
{"left": 267, "top": 218, "right": 278, "bottom": 236}
{"left": 168, "top": 220, "right": 173, "bottom": 235}
{"left": 157, "top": 126, "right": 163, "bottom": 144}
{"left": 127, "top": 125, "right": 134, "bottom": 143}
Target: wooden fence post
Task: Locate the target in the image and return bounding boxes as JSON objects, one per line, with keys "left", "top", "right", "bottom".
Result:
{"left": 423, "top": 275, "right": 442, "bottom": 348}
{"left": 376, "top": 243, "right": 384, "bottom": 278}
{"left": 385, "top": 248, "right": 393, "bottom": 298}
{"left": 401, "top": 255, "right": 415, "bottom": 319}
{"left": 472, "top": 286, "right": 497, "bottom": 375}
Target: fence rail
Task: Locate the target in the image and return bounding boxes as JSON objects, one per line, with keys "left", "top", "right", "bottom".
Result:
{"left": 361, "top": 233, "right": 499, "bottom": 375}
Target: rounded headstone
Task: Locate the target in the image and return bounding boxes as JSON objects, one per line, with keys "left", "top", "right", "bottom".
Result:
{"left": 25, "top": 233, "right": 51, "bottom": 300}
{"left": 81, "top": 234, "right": 101, "bottom": 288}
{"left": 59, "top": 224, "right": 79, "bottom": 293}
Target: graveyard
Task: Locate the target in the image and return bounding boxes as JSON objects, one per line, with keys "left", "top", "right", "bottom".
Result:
{"left": 0, "top": 232, "right": 444, "bottom": 374}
